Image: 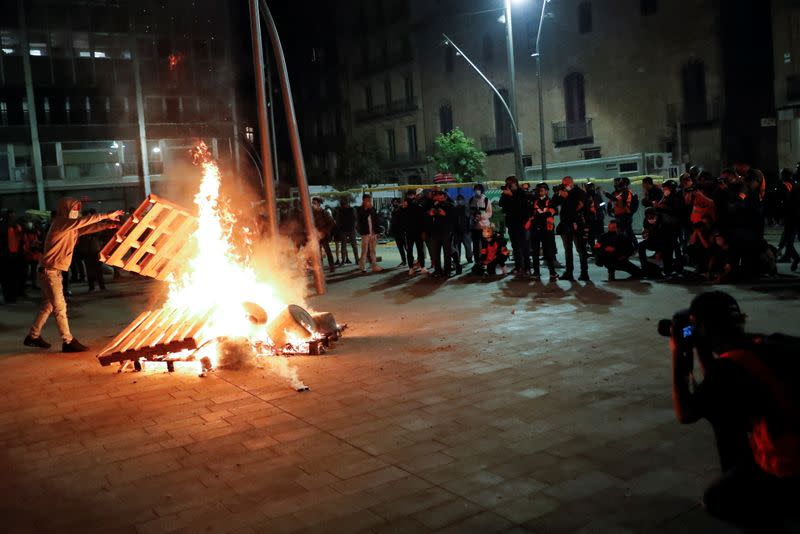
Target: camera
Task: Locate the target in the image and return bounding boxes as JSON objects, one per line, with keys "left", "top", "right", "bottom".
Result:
{"left": 657, "top": 309, "right": 694, "bottom": 343}
{"left": 500, "top": 185, "right": 508, "bottom": 191}
{"left": 552, "top": 184, "right": 565, "bottom": 193}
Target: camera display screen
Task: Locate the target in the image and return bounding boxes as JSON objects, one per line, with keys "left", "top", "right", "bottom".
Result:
{"left": 682, "top": 325, "right": 694, "bottom": 338}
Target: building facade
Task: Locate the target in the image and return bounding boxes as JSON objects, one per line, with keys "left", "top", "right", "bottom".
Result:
{"left": 334, "top": 0, "right": 736, "bottom": 184}
{"left": 773, "top": 0, "right": 800, "bottom": 169}
{"left": 0, "top": 0, "right": 244, "bottom": 211}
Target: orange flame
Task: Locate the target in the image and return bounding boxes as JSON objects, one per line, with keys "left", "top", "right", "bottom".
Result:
{"left": 163, "top": 142, "right": 288, "bottom": 365}
{"left": 168, "top": 52, "right": 183, "bottom": 71}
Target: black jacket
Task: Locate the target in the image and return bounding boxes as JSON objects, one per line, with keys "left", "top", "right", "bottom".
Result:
{"left": 498, "top": 189, "right": 531, "bottom": 227}
{"left": 553, "top": 187, "right": 586, "bottom": 227}
{"left": 356, "top": 207, "right": 379, "bottom": 236}
{"left": 336, "top": 206, "right": 356, "bottom": 233}
{"left": 453, "top": 203, "right": 470, "bottom": 233}
{"left": 425, "top": 198, "right": 455, "bottom": 234}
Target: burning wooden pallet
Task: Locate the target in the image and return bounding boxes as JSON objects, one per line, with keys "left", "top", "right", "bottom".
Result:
{"left": 100, "top": 194, "right": 198, "bottom": 281}
{"left": 97, "top": 307, "right": 214, "bottom": 371}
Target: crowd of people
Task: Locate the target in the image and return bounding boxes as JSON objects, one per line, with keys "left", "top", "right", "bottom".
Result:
{"left": 306, "top": 163, "right": 792, "bottom": 283}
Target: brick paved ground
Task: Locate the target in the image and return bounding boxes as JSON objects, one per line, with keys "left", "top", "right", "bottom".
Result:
{"left": 2, "top": 245, "right": 799, "bottom": 533}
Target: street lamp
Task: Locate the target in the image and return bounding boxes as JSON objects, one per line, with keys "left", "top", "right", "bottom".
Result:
{"left": 504, "top": 0, "right": 551, "bottom": 181}
{"left": 503, "top": 0, "right": 522, "bottom": 178}
{"left": 443, "top": 34, "right": 524, "bottom": 180}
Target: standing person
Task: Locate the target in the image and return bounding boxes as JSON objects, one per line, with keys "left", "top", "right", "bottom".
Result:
{"left": 468, "top": 183, "right": 493, "bottom": 259}
{"left": 584, "top": 181, "right": 605, "bottom": 252}
{"left": 776, "top": 174, "right": 799, "bottom": 268}
{"left": 356, "top": 194, "right": 383, "bottom": 273}
{"left": 311, "top": 198, "right": 336, "bottom": 273}
{"left": 427, "top": 190, "right": 455, "bottom": 277}
{"left": 499, "top": 176, "right": 532, "bottom": 276}
{"left": 2, "top": 212, "right": 26, "bottom": 302}
{"left": 527, "top": 182, "right": 559, "bottom": 280}
{"left": 22, "top": 219, "right": 43, "bottom": 290}
{"left": 553, "top": 176, "right": 590, "bottom": 281}
{"left": 24, "top": 198, "right": 122, "bottom": 352}
{"left": 403, "top": 190, "right": 427, "bottom": 275}
{"left": 452, "top": 194, "right": 473, "bottom": 272}
{"left": 335, "top": 197, "right": 358, "bottom": 265}
{"left": 82, "top": 209, "right": 108, "bottom": 291}
{"left": 389, "top": 197, "right": 408, "bottom": 267}
{"left": 641, "top": 176, "right": 664, "bottom": 208}
{"left": 608, "top": 177, "right": 638, "bottom": 248}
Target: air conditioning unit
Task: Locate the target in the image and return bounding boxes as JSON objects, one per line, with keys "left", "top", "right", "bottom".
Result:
{"left": 645, "top": 153, "right": 673, "bottom": 174}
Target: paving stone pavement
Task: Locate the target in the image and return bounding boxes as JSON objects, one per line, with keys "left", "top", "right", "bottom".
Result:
{"left": 2, "top": 246, "right": 799, "bottom": 533}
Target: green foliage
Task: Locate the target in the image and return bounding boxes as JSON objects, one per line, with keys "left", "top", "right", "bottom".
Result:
{"left": 428, "top": 128, "right": 486, "bottom": 183}
{"left": 337, "top": 136, "right": 385, "bottom": 188}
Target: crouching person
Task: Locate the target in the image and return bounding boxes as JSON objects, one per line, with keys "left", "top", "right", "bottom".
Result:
{"left": 472, "top": 226, "right": 509, "bottom": 276}
{"left": 593, "top": 219, "right": 642, "bottom": 281}
{"left": 667, "top": 292, "right": 800, "bottom": 531}
{"left": 25, "top": 198, "right": 122, "bottom": 352}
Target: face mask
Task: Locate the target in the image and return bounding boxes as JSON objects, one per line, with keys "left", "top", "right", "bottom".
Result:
{"left": 69, "top": 210, "right": 80, "bottom": 219}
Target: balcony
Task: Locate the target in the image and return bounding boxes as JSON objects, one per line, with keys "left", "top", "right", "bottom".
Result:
{"left": 552, "top": 119, "right": 594, "bottom": 147}
{"left": 354, "top": 97, "right": 418, "bottom": 123}
{"left": 384, "top": 150, "right": 427, "bottom": 167}
{"left": 480, "top": 135, "right": 514, "bottom": 154}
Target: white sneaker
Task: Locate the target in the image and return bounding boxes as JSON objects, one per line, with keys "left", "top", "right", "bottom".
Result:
{"left": 408, "top": 268, "right": 415, "bottom": 276}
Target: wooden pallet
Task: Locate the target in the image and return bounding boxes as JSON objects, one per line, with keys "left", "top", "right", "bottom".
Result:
{"left": 100, "top": 194, "right": 198, "bottom": 280}
{"left": 97, "top": 307, "right": 214, "bottom": 367}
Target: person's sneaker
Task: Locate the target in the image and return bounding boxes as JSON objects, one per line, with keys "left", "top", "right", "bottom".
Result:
{"left": 419, "top": 266, "right": 429, "bottom": 274}
{"left": 329, "top": 265, "right": 336, "bottom": 273}
{"left": 500, "top": 266, "right": 508, "bottom": 275}
{"left": 398, "top": 261, "right": 407, "bottom": 267}
{"left": 371, "top": 265, "right": 384, "bottom": 273}
{"left": 559, "top": 272, "right": 575, "bottom": 281}
{"left": 408, "top": 267, "right": 415, "bottom": 276}
{"left": 24, "top": 335, "right": 51, "bottom": 349}
{"left": 578, "top": 272, "right": 591, "bottom": 282}
{"left": 532, "top": 272, "right": 541, "bottom": 280}
{"left": 792, "top": 259, "right": 799, "bottom": 272}
{"left": 62, "top": 338, "right": 88, "bottom": 353}
{"left": 549, "top": 272, "right": 559, "bottom": 281}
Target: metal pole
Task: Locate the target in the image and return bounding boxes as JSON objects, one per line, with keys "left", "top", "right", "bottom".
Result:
{"left": 260, "top": 0, "right": 326, "bottom": 295}
{"left": 18, "top": 0, "right": 46, "bottom": 210}
{"left": 535, "top": 0, "right": 548, "bottom": 181}
{"left": 443, "top": 34, "right": 523, "bottom": 179}
{"left": 130, "top": 20, "right": 151, "bottom": 196}
{"left": 248, "top": 0, "right": 278, "bottom": 238}
{"left": 504, "top": 0, "right": 524, "bottom": 179}
{"left": 676, "top": 121, "right": 683, "bottom": 165}
{"left": 265, "top": 53, "right": 280, "bottom": 185}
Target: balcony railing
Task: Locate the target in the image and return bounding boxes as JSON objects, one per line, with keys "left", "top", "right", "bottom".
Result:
{"left": 552, "top": 118, "right": 594, "bottom": 146}
{"left": 480, "top": 135, "right": 514, "bottom": 153}
{"left": 354, "top": 97, "right": 418, "bottom": 122}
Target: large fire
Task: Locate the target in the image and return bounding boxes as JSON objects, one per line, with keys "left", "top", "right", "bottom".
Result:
{"left": 163, "top": 143, "right": 287, "bottom": 353}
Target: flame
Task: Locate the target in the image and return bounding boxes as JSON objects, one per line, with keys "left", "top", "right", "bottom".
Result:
{"left": 168, "top": 52, "right": 183, "bottom": 71}
{"left": 162, "top": 142, "right": 287, "bottom": 364}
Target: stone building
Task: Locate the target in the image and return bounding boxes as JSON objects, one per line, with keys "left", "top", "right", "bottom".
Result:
{"left": 334, "top": 0, "right": 753, "bottom": 183}
{"left": 773, "top": 0, "right": 800, "bottom": 170}
{"left": 0, "top": 0, "right": 246, "bottom": 211}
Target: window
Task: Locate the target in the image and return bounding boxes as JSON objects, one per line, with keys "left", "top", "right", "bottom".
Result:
{"left": 619, "top": 162, "right": 639, "bottom": 173}
{"left": 482, "top": 34, "right": 494, "bottom": 64}
{"left": 384, "top": 78, "right": 392, "bottom": 107}
{"left": 682, "top": 59, "right": 707, "bottom": 122}
{"left": 386, "top": 129, "right": 396, "bottom": 160}
{"left": 445, "top": 45, "right": 454, "bottom": 73}
{"left": 494, "top": 89, "right": 513, "bottom": 148}
{"left": 578, "top": 2, "right": 592, "bottom": 34}
{"left": 439, "top": 104, "right": 453, "bottom": 134}
{"left": 641, "top": 0, "right": 657, "bottom": 16}
{"left": 364, "top": 84, "right": 373, "bottom": 110}
{"left": 564, "top": 72, "right": 586, "bottom": 125}
{"left": 407, "top": 125, "right": 418, "bottom": 157}
{"left": 582, "top": 147, "right": 601, "bottom": 159}
{"left": 0, "top": 101, "right": 7, "bottom": 126}
{"left": 404, "top": 75, "right": 414, "bottom": 101}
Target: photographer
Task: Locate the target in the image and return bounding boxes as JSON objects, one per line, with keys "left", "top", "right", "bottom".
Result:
{"left": 553, "top": 176, "right": 590, "bottom": 281}
{"left": 468, "top": 183, "right": 493, "bottom": 259}
{"left": 666, "top": 291, "right": 800, "bottom": 530}
{"left": 498, "top": 176, "right": 532, "bottom": 276}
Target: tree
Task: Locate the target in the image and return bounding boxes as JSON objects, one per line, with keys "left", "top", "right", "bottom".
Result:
{"left": 337, "top": 136, "right": 385, "bottom": 188}
{"left": 429, "top": 127, "right": 486, "bottom": 183}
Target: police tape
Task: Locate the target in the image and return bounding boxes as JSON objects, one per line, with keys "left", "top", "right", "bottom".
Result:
{"left": 275, "top": 175, "right": 667, "bottom": 202}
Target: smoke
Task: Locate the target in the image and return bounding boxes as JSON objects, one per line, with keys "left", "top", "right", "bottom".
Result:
{"left": 260, "top": 354, "right": 307, "bottom": 391}
{"left": 216, "top": 337, "right": 257, "bottom": 370}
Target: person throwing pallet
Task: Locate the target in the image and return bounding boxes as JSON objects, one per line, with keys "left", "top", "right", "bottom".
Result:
{"left": 24, "top": 198, "right": 122, "bottom": 353}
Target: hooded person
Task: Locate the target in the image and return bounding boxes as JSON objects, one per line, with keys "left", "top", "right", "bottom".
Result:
{"left": 24, "top": 198, "right": 122, "bottom": 352}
